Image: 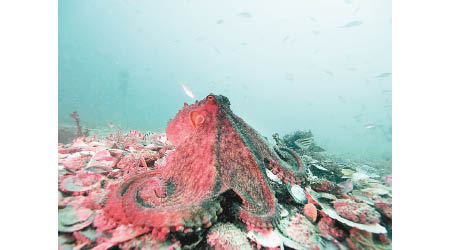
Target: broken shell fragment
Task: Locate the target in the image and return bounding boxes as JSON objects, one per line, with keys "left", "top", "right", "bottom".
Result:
{"left": 247, "top": 229, "right": 282, "bottom": 249}
{"left": 311, "top": 163, "right": 328, "bottom": 171}
{"left": 266, "top": 168, "right": 282, "bottom": 184}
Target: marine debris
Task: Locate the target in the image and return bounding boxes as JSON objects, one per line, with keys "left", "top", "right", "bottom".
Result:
{"left": 58, "top": 94, "right": 392, "bottom": 249}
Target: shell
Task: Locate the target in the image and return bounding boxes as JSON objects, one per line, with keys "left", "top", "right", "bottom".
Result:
{"left": 288, "top": 184, "right": 307, "bottom": 204}
{"left": 247, "top": 230, "right": 282, "bottom": 249}
{"left": 320, "top": 203, "right": 387, "bottom": 234}
{"left": 207, "top": 223, "right": 252, "bottom": 250}
{"left": 266, "top": 168, "right": 282, "bottom": 184}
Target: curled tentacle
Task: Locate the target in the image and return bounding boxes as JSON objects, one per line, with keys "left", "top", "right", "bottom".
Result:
{"left": 265, "top": 146, "right": 306, "bottom": 185}
{"left": 104, "top": 171, "right": 223, "bottom": 239}
{"left": 277, "top": 147, "right": 305, "bottom": 175}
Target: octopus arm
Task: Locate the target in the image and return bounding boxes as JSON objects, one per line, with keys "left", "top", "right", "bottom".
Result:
{"left": 104, "top": 132, "right": 222, "bottom": 237}
{"left": 218, "top": 117, "right": 278, "bottom": 230}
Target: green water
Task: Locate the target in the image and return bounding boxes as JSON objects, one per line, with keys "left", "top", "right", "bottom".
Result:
{"left": 59, "top": 0, "right": 391, "bottom": 160}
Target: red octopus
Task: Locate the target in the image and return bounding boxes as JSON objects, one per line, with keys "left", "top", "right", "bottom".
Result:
{"left": 102, "top": 94, "right": 305, "bottom": 240}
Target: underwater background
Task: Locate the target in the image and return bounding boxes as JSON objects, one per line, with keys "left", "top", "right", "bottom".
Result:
{"left": 58, "top": 0, "right": 391, "bottom": 160}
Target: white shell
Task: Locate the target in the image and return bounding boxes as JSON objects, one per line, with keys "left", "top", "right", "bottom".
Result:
{"left": 266, "top": 169, "right": 282, "bottom": 184}
{"left": 79, "top": 150, "right": 95, "bottom": 156}
{"left": 289, "top": 185, "right": 307, "bottom": 204}
{"left": 311, "top": 163, "right": 328, "bottom": 171}
{"left": 247, "top": 230, "right": 282, "bottom": 248}
{"left": 279, "top": 204, "right": 289, "bottom": 218}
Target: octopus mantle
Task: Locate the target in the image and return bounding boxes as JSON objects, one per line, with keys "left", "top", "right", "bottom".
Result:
{"left": 103, "top": 94, "right": 305, "bottom": 238}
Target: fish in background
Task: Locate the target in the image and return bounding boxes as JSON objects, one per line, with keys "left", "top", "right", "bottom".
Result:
{"left": 376, "top": 72, "right": 392, "bottom": 78}
{"left": 340, "top": 20, "right": 363, "bottom": 28}
{"left": 237, "top": 12, "right": 252, "bottom": 18}
{"left": 337, "top": 95, "right": 347, "bottom": 103}
{"left": 324, "top": 70, "right": 334, "bottom": 76}
{"left": 216, "top": 19, "right": 223, "bottom": 24}
{"left": 108, "top": 122, "right": 114, "bottom": 129}
{"left": 213, "top": 46, "right": 221, "bottom": 54}
{"left": 364, "top": 124, "right": 375, "bottom": 129}
{"left": 180, "top": 82, "right": 195, "bottom": 99}
{"left": 307, "top": 16, "right": 318, "bottom": 22}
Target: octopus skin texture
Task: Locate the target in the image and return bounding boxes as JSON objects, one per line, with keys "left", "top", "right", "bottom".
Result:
{"left": 102, "top": 94, "right": 306, "bottom": 240}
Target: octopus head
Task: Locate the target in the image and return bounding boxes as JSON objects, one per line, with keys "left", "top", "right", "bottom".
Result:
{"left": 166, "top": 94, "right": 228, "bottom": 146}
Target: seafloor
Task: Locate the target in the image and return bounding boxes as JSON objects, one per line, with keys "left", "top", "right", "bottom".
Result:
{"left": 58, "top": 124, "right": 392, "bottom": 250}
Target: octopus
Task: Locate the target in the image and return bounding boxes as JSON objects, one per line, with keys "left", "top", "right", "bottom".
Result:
{"left": 103, "top": 94, "right": 306, "bottom": 240}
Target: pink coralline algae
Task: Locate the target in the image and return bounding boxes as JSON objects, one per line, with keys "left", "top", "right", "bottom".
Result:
{"left": 333, "top": 199, "right": 381, "bottom": 225}
{"left": 310, "top": 179, "right": 342, "bottom": 194}
{"left": 318, "top": 213, "right": 345, "bottom": 240}
{"left": 374, "top": 202, "right": 392, "bottom": 220}
{"left": 207, "top": 223, "right": 252, "bottom": 250}
{"left": 284, "top": 214, "right": 319, "bottom": 250}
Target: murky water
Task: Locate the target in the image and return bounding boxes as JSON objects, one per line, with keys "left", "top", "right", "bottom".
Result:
{"left": 59, "top": 0, "right": 391, "bottom": 161}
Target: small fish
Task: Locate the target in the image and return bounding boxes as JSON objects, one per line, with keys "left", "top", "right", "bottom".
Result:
{"left": 340, "top": 20, "right": 362, "bottom": 28}
{"left": 364, "top": 124, "right": 375, "bottom": 129}
{"left": 324, "top": 70, "right": 334, "bottom": 76}
{"left": 376, "top": 72, "right": 392, "bottom": 78}
{"left": 313, "top": 49, "right": 320, "bottom": 54}
{"left": 337, "top": 96, "right": 346, "bottom": 103}
{"left": 312, "top": 30, "right": 320, "bottom": 36}
{"left": 282, "top": 36, "right": 289, "bottom": 42}
{"left": 353, "top": 7, "right": 360, "bottom": 14}
{"left": 216, "top": 19, "right": 223, "bottom": 24}
{"left": 108, "top": 122, "right": 114, "bottom": 129}
{"left": 240, "top": 42, "right": 248, "bottom": 46}
{"left": 307, "top": 16, "right": 318, "bottom": 22}
{"left": 213, "top": 46, "right": 221, "bottom": 54}
{"left": 344, "top": 0, "right": 352, "bottom": 4}
{"left": 181, "top": 83, "right": 195, "bottom": 99}
{"left": 237, "top": 12, "right": 252, "bottom": 18}
{"left": 348, "top": 67, "right": 357, "bottom": 71}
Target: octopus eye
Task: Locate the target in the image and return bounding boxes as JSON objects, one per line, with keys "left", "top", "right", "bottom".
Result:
{"left": 207, "top": 95, "right": 216, "bottom": 104}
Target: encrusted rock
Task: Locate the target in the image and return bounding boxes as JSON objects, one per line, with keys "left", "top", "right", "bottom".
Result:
{"left": 207, "top": 223, "right": 251, "bottom": 250}
{"left": 333, "top": 199, "right": 381, "bottom": 225}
